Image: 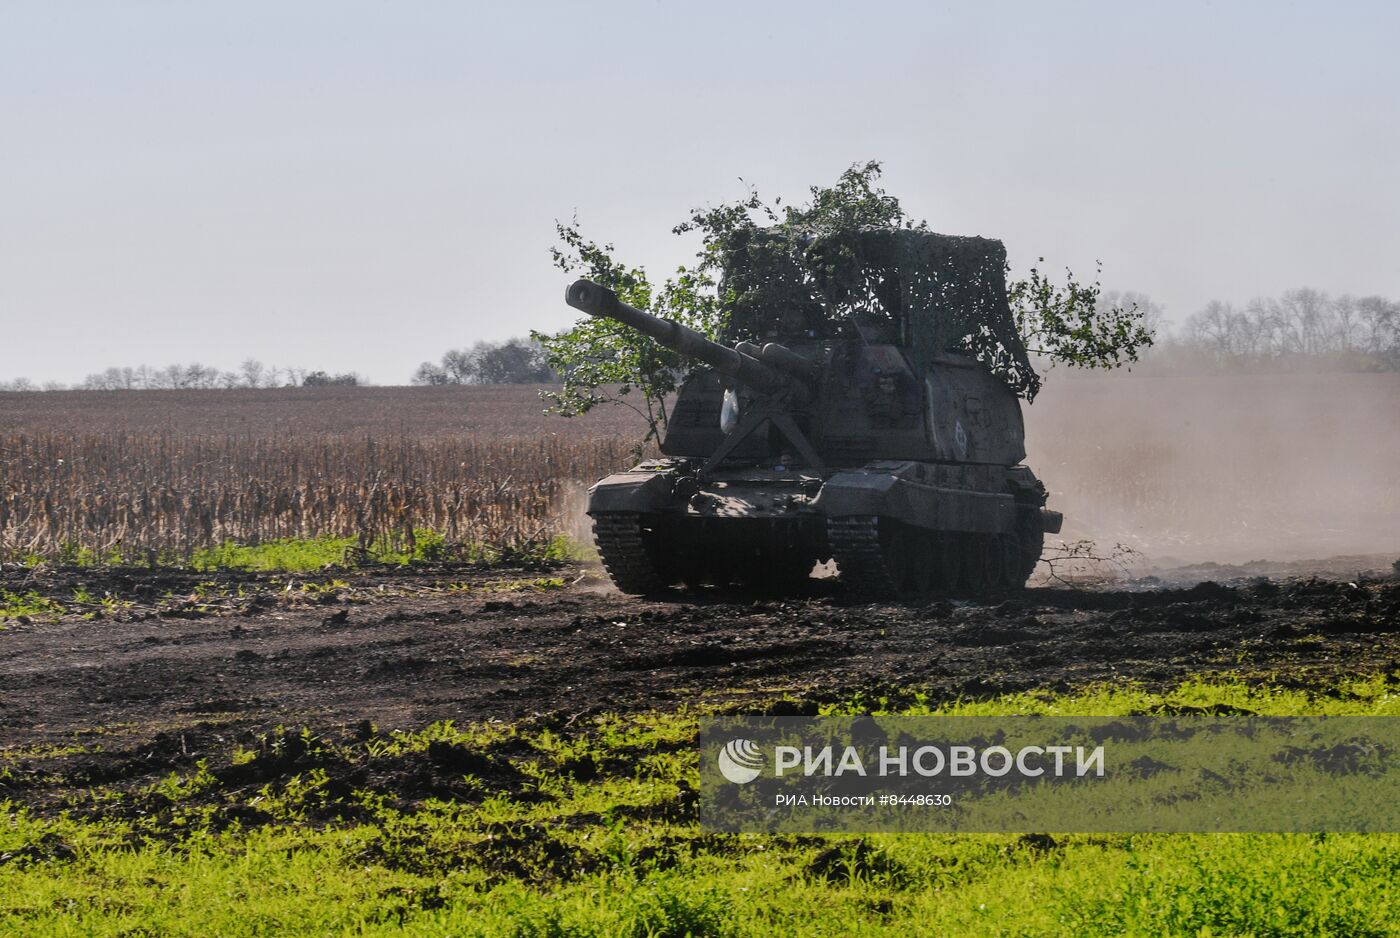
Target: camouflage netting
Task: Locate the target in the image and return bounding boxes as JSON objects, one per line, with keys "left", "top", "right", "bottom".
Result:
{"left": 719, "top": 226, "right": 1041, "bottom": 399}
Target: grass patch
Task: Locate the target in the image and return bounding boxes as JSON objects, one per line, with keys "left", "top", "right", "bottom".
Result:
{"left": 189, "top": 531, "right": 580, "bottom": 572}
{"left": 3, "top": 674, "right": 1399, "bottom": 935}
{"left": 190, "top": 534, "right": 363, "bottom": 572}
{"left": 10, "top": 532, "right": 583, "bottom": 575}
{"left": 188, "top": 530, "right": 539, "bottom": 572}
{"left": 0, "top": 590, "right": 66, "bottom": 622}
{"left": 444, "top": 576, "right": 569, "bottom": 595}
{"left": 821, "top": 671, "right": 1400, "bottom": 717}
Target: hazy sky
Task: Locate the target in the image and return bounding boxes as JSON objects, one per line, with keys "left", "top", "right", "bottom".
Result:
{"left": 3, "top": 1, "right": 1397, "bottom": 385}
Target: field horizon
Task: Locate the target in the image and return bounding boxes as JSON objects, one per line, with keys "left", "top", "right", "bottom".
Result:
{"left": 4, "top": 369, "right": 1394, "bottom": 569}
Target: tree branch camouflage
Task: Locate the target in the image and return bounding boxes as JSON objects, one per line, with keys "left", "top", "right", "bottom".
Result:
{"left": 538, "top": 162, "right": 1152, "bottom": 439}
{"left": 715, "top": 225, "right": 1042, "bottom": 398}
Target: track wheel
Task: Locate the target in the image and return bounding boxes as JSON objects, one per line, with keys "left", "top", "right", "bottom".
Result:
{"left": 828, "top": 515, "right": 900, "bottom": 598}
{"left": 936, "top": 533, "right": 965, "bottom": 595}
{"left": 592, "top": 513, "right": 670, "bottom": 594}
{"left": 883, "top": 523, "right": 920, "bottom": 592}
{"left": 979, "top": 535, "right": 1004, "bottom": 595}
{"left": 1014, "top": 508, "right": 1046, "bottom": 586}
{"left": 910, "top": 532, "right": 938, "bottom": 593}
{"left": 997, "top": 534, "right": 1022, "bottom": 590}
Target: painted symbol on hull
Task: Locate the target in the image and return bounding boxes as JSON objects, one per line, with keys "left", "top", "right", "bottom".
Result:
{"left": 954, "top": 419, "right": 969, "bottom": 458}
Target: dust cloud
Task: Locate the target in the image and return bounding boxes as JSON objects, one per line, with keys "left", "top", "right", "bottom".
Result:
{"left": 1025, "top": 370, "right": 1400, "bottom": 573}
{"left": 556, "top": 372, "right": 1399, "bottom": 581}
{"left": 550, "top": 479, "right": 598, "bottom": 552}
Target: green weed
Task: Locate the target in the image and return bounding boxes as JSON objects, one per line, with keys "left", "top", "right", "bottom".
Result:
{"left": 3, "top": 675, "right": 1399, "bottom": 935}
{"left": 0, "top": 590, "right": 65, "bottom": 621}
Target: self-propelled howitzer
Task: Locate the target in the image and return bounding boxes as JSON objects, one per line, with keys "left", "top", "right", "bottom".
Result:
{"left": 566, "top": 231, "right": 1062, "bottom": 597}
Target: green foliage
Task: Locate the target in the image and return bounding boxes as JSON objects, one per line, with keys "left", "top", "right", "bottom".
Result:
{"left": 0, "top": 590, "right": 65, "bottom": 621}
{"left": 4, "top": 674, "right": 1400, "bottom": 934}
{"left": 190, "top": 534, "right": 361, "bottom": 572}
{"left": 1010, "top": 259, "right": 1155, "bottom": 371}
{"left": 539, "top": 162, "right": 1155, "bottom": 433}
{"left": 535, "top": 222, "right": 720, "bottom": 448}
{"left": 184, "top": 530, "right": 577, "bottom": 572}
{"left": 820, "top": 671, "right": 1400, "bottom": 717}
{"left": 674, "top": 160, "right": 917, "bottom": 340}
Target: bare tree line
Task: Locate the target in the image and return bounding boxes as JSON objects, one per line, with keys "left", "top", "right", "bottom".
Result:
{"left": 4, "top": 293, "right": 1397, "bottom": 393}
{"left": 0, "top": 360, "right": 364, "bottom": 392}
{"left": 1146, "top": 288, "right": 1400, "bottom": 372}
{"left": 0, "top": 338, "right": 553, "bottom": 392}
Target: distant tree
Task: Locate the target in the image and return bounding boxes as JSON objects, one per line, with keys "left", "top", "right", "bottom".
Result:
{"left": 441, "top": 348, "right": 476, "bottom": 383}
{"left": 1356, "top": 296, "right": 1400, "bottom": 359}
{"left": 1099, "top": 290, "right": 1167, "bottom": 338}
{"left": 412, "top": 361, "right": 451, "bottom": 385}
{"left": 474, "top": 338, "right": 556, "bottom": 383}
{"left": 240, "top": 358, "right": 267, "bottom": 388}
{"left": 92, "top": 365, "right": 142, "bottom": 389}
{"left": 186, "top": 363, "right": 231, "bottom": 389}
{"left": 1275, "top": 287, "right": 1331, "bottom": 356}
{"left": 1173, "top": 287, "right": 1400, "bottom": 372}
{"left": 57, "top": 360, "right": 357, "bottom": 391}
{"left": 412, "top": 338, "right": 555, "bottom": 385}
{"left": 1333, "top": 295, "right": 1359, "bottom": 353}
{"left": 81, "top": 369, "right": 117, "bottom": 391}
{"left": 301, "top": 371, "right": 361, "bottom": 387}
{"left": 1186, "top": 300, "right": 1240, "bottom": 357}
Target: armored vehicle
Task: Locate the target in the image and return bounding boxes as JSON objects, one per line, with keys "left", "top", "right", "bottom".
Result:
{"left": 568, "top": 227, "right": 1062, "bottom": 597}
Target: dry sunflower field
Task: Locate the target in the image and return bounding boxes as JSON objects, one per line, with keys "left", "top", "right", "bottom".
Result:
{"left": 1, "top": 371, "right": 1396, "bottom": 569}
{"left": 0, "top": 385, "right": 643, "bottom": 566}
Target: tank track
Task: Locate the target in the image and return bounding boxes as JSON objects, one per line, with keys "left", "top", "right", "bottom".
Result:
{"left": 1014, "top": 507, "right": 1045, "bottom": 585}
{"left": 831, "top": 514, "right": 1038, "bottom": 598}
{"left": 827, "top": 515, "right": 900, "bottom": 598}
{"left": 592, "top": 513, "right": 669, "bottom": 595}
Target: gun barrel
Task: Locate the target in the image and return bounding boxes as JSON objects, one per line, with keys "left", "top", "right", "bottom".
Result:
{"left": 565, "top": 279, "right": 789, "bottom": 392}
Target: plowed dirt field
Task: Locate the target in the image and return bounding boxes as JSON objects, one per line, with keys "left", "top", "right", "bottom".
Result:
{"left": 4, "top": 559, "right": 1397, "bottom": 813}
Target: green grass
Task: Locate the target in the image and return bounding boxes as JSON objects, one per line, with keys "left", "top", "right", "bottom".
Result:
{"left": 0, "top": 573, "right": 570, "bottom": 624}
{"left": 11, "top": 532, "right": 581, "bottom": 575}
{"left": 0, "top": 590, "right": 65, "bottom": 622}
{"left": 189, "top": 530, "right": 578, "bottom": 572}
{"left": 188, "top": 534, "right": 364, "bottom": 571}
{"left": 3, "top": 675, "right": 1399, "bottom": 936}
{"left": 820, "top": 671, "right": 1400, "bottom": 717}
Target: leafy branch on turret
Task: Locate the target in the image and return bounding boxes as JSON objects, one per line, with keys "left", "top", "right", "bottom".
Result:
{"left": 537, "top": 163, "right": 1154, "bottom": 443}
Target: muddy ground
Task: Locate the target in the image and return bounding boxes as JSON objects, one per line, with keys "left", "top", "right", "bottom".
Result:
{"left": 0, "top": 556, "right": 1396, "bottom": 823}
{"left": 3, "top": 558, "right": 1398, "bottom": 761}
